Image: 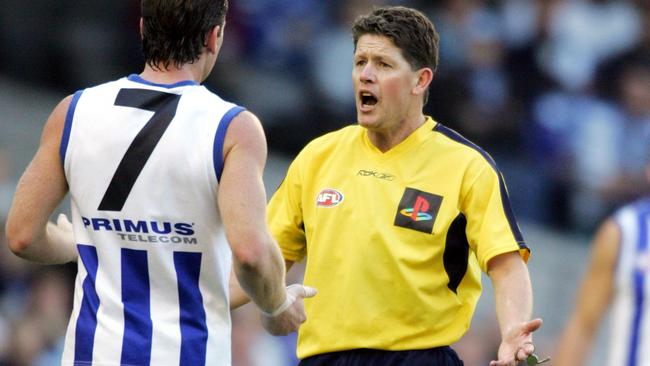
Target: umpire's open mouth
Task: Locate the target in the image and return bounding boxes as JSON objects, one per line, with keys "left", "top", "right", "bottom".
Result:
{"left": 359, "top": 91, "right": 378, "bottom": 111}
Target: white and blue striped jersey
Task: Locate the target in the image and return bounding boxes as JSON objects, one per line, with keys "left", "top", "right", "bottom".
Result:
{"left": 609, "top": 198, "right": 650, "bottom": 366}
{"left": 59, "top": 74, "right": 244, "bottom": 366}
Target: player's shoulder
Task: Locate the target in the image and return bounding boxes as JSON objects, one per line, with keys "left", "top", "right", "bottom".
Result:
{"left": 303, "top": 124, "right": 359, "bottom": 151}
{"left": 294, "top": 124, "right": 359, "bottom": 162}
{"left": 70, "top": 76, "right": 140, "bottom": 105}
{"left": 222, "top": 110, "right": 265, "bottom": 159}
{"left": 431, "top": 121, "right": 499, "bottom": 171}
{"left": 188, "top": 83, "right": 225, "bottom": 100}
{"left": 81, "top": 75, "right": 132, "bottom": 93}
{"left": 46, "top": 94, "right": 76, "bottom": 132}
{"left": 230, "top": 110, "right": 263, "bottom": 136}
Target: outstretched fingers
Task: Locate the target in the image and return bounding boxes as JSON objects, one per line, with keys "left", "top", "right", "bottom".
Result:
{"left": 522, "top": 318, "right": 543, "bottom": 334}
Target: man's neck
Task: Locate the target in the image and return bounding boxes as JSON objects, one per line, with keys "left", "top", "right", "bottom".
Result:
{"left": 139, "top": 63, "right": 204, "bottom": 85}
{"left": 367, "top": 114, "right": 426, "bottom": 153}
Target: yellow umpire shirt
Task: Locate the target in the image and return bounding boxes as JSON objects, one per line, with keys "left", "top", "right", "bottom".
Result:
{"left": 267, "top": 117, "right": 529, "bottom": 359}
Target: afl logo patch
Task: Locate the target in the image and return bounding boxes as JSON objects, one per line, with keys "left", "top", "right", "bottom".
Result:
{"left": 316, "top": 189, "right": 344, "bottom": 207}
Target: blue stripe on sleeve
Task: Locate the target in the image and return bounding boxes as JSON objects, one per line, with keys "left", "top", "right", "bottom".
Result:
{"left": 174, "top": 251, "right": 207, "bottom": 366}
{"left": 213, "top": 106, "right": 246, "bottom": 182}
{"left": 60, "top": 90, "right": 83, "bottom": 164}
{"left": 121, "top": 248, "right": 152, "bottom": 366}
{"left": 75, "top": 244, "right": 100, "bottom": 364}
{"left": 628, "top": 209, "right": 649, "bottom": 366}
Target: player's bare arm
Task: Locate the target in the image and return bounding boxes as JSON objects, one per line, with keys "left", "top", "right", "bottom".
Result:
{"left": 229, "top": 268, "right": 249, "bottom": 310}
{"left": 487, "top": 251, "right": 543, "bottom": 366}
{"left": 220, "top": 110, "right": 287, "bottom": 310}
{"left": 6, "top": 96, "right": 77, "bottom": 264}
{"left": 554, "top": 219, "right": 619, "bottom": 366}
{"left": 229, "top": 259, "right": 297, "bottom": 310}
{"left": 220, "top": 111, "right": 315, "bottom": 332}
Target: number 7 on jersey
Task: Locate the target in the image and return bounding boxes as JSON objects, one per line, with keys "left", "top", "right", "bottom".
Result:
{"left": 98, "top": 88, "right": 181, "bottom": 211}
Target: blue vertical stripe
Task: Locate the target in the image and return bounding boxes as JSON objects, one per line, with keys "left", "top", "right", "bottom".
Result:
{"left": 60, "top": 90, "right": 83, "bottom": 164}
{"left": 121, "top": 248, "right": 152, "bottom": 366}
{"left": 628, "top": 208, "right": 649, "bottom": 366}
{"left": 213, "top": 106, "right": 246, "bottom": 182}
{"left": 174, "top": 252, "right": 207, "bottom": 366}
{"left": 75, "top": 244, "right": 100, "bottom": 364}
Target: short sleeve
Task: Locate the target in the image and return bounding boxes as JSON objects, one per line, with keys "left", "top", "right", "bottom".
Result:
{"left": 462, "top": 161, "right": 529, "bottom": 272}
{"left": 267, "top": 156, "right": 307, "bottom": 262}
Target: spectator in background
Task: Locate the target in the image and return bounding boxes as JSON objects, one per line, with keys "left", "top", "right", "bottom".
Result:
{"left": 424, "top": 0, "right": 550, "bottom": 225}
{"left": 595, "top": 3, "right": 650, "bottom": 208}
{"left": 2, "top": 269, "right": 72, "bottom": 366}
{"left": 529, "top": 87, "right": 625, "bottom": 231}
{"left": 529, "top": 56, "right": 650, "bottom": 233}
{"left": 209, "top": 0, "right": 330, "bottom": 154}
{"left": 451, "top": 6, "right": 516, "bottom": 157}
{"left": 520, "top": 0, "right": 646, "bottom": 232}
{"left": 596, "top": 1, "right": 650, "bottom": 101}
{"left": 308, "top": 0, "right": 380, "bottom": 120}
{"left": 554, "top": 163, "right": 650, "bottom": 366}
{"left": 500, "top": 0, "right": 560, "bottom": 109}
{"left": 598, "top": 60, "right": 650, "bottom": 210}
{"left": 428, "top": 0, "right": 482, "bottom": 72}
{"left": 0, "top": 216, "right": 74, "bottom": 366}
{"left": 425, "top": 0, "right": 517, "bottom": 151}
{"left": 538, "top": 0, "right": 641, "bottom": 92}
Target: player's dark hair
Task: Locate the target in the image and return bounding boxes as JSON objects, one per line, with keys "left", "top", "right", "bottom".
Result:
{"left": 352, "top": 6, "right": 439, "bottom": 103}
{"left": 141, "top": 0, "right": 228, "bottom": 70}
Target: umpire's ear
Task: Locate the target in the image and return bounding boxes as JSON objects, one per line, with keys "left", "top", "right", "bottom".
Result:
{"left": 412, "top": 67, "right": 433, "bottom": 97}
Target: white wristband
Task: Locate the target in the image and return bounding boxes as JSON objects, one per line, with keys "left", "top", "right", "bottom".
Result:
{"left": 261, "top": 295, "right": 293, "bottom": 317}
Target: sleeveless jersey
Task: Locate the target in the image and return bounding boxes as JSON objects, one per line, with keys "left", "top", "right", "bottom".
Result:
{"left": 609, "top": 198, "right": 650, "bottom": 366}
{"left": 59, "top": 74, "right": 244, "bottom": 366}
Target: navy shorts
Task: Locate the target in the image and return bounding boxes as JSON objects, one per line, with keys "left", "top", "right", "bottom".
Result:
{"left": 298, "top": 347, "right": 464, "bottom": 366}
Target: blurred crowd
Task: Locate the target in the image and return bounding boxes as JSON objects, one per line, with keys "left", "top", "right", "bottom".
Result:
{"left": 1, "top": 0, "right": 650, "bottom": 365}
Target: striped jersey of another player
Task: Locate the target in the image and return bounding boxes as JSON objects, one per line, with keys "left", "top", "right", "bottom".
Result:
{"left": 609, "top": 198, "right": 650, "bottom": 366}
{"left": 59, "top": 74, "right": 243, "bottom": 366}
